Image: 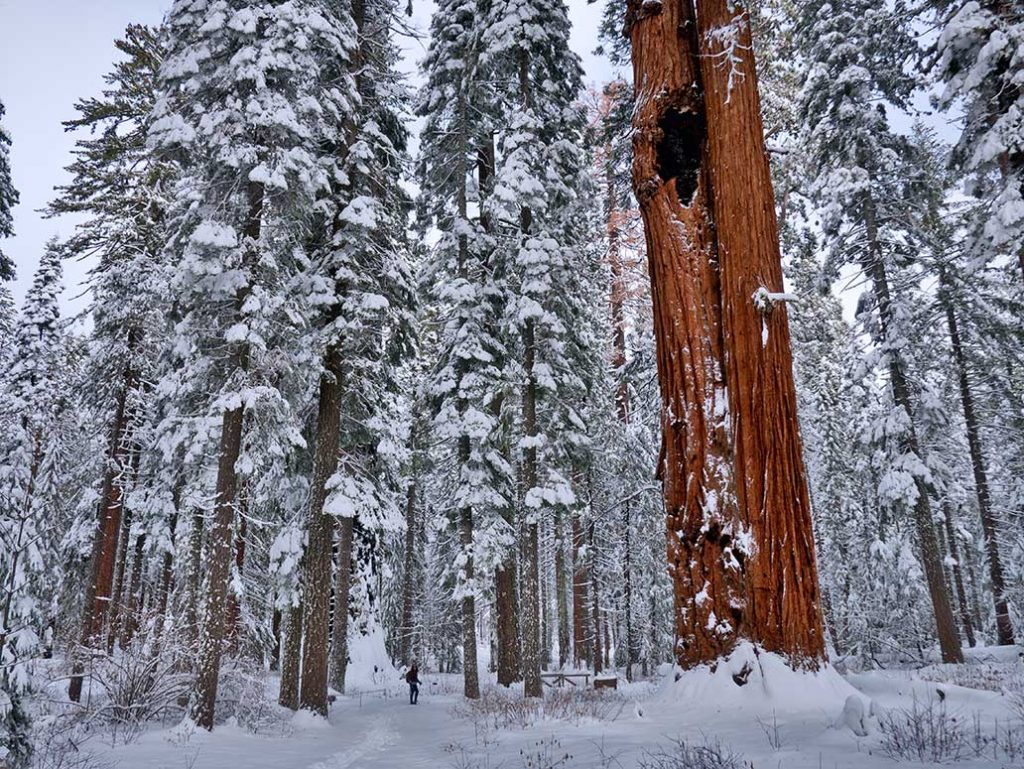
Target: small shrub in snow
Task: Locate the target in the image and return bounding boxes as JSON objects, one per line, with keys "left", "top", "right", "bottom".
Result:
{"left": 25, "top": 715, "right": 112, "bottom": 769}
{"left": 519, "top": 736, "right": 573, "bottom": 769}
{"left": 637, "top": 736, "right": 747, "bottom": 769}
{"left": 878, "top": 695, "right": 966, "bottom": 763}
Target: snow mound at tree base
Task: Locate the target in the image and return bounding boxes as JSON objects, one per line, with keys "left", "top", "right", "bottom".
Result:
{"left": 657, "top": 642, "right": 866, "bottom": 718}
{"left": 343, "top": 625, "right": 399, "bottom": 693}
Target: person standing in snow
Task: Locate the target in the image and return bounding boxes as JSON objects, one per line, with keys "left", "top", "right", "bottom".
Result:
{"left": 406, "top": 665, "right": 421, "bottom": 705}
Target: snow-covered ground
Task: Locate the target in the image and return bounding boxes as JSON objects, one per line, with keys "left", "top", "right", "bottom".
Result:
{"left": 53, "top": 645, "right": 1024, "bottom": 769}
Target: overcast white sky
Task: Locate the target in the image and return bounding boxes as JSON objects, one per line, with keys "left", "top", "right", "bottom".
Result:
{"left": 0, "top": 0, "right": 619, "bottom": 318}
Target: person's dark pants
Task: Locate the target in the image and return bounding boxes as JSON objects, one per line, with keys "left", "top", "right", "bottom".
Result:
{"left": 409, "top": 684, "right": 419, "bottom": 704}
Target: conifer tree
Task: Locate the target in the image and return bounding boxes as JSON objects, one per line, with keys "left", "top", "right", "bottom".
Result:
{"left": 483, "top": 0, "right": 589, "bottom": 696}
{"left": 0, "top": 243, "right": 67, "bottom": 742}
{"left": 299, "top": 0, "right": 413, "bottom": 714}
{"left": 418, "top": 0, "right": 504, "bottom": 699}
{"left": 932, "top": 0, "right": 1024, "bottom": 282}
{"left": 45, "top": 24, "right": 172, "bottom": 702}
{"left": 796, "top": 0, "right": 963, "bottom": 661}
{"left": 150, "top": 0, "right": 358, "bottom": 729}
{"left": 0, "top": 98, "right": 17, "bottom": 282}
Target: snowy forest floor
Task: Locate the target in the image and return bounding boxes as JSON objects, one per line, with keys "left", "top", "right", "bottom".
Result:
{"left": 32, "top": 645, "right": 1024, "bottom": 769}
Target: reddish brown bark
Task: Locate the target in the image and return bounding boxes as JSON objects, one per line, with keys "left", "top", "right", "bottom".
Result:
{"left": 69, "top": 344, "right": 139, "bottom": 702}
{"left": 629, "top": 0, "right": 825, "bottom": 669}
{"left": 191, "top": 179, "right": 264, "bottom": 730}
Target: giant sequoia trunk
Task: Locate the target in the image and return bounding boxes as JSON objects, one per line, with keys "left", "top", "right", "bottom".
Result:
{"left": 628, "top": 0, "right": 825, "bottom": 669}
{"left": 191, "top": 179, "right": 264, "bottom": 730}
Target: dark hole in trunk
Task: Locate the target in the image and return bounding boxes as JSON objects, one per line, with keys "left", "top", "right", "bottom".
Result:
{"left": 656, "top": 108, "right": 704, "bottom": 206}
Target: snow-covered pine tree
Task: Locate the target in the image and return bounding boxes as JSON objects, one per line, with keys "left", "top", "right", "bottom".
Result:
{"left": 0, "top": 242, "right": 68, "bottom": 749}
{"left": 0, "top": 97, "right": 17, "bottom": 282}
{"left": 417, "top": 0, "right": 507, "bottom": 699}
{"left": 904, "top": 124, "right": 1020, "bottom": 645}
{"left": 796, "top": 0, "right": 963, "bottom": 661}
{"left": 482, "top": 0, "right": 590, "bottom": 697}
{"left": 296, "top": 0, "right": 414, "bottom": 714}
{"left": 44, "top": 24, "right": 174, "bottom": 702}
{"left": 150, "top": 0, "right": 357, "bottom": 729}
{"left": 931, "top": 0, "right": 1024, "bottom": 283}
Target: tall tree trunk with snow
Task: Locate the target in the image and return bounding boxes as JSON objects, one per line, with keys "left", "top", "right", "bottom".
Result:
{"left": 571, "top": 510, "right": 589, "bottom": 668}
{"left": 331, "top": 517, "right": 354, "bottom": 693}
{"left": 191, "top": 179, "right": 264, "bottom": 730}
{"left": 69, "top": 348, "right": 138, "bottom": 702}
{"left": 628, "top": 0, "right": 826, "bottom": 669}
{"left": 399, "top": 467, "right": 419, "bottom": 667}
{"left": 279, "top": 601, "right": 303, "bottom": 710}
{"left": 942, "top": 501, "right": 977, "bottom": 647}
{"left": 861, "top": 198, "right": 963, "bottom": 663}
{"left": 555, "top": 511, "right": 570, "bottom": 668}
{"left": 939, "top": 267, "right": 1015, "bottom": 645}
{"left": 300, "top": 348, "right": 343, "bottom": 715}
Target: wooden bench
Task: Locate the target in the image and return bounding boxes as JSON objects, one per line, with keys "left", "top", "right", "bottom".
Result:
{"left": 540, "top": 672, "right": 591, "bottom": 688}
{"left": 594, "top": 676, "right": 618, "bottom": 690}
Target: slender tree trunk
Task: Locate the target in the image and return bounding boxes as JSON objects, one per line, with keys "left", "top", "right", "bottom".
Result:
{"left": 939, "top": 268, "right": 1015, "bottom": 644}
{"left": 106, "top": 486, "right": 136, "bottom": 654}
{"left": 225, "top": 500, "right": 248, "bottom": 654}
{"left": 555, "top": 511, "right": 569, "bottom": 668}
{"left": 400, "top": 467, "right": 418, "bottom": 667}
{"left": 270, "top": 607, "right": 282, "bottom": 672}
{"left": 629, "top": 0, "right": 826, "bottom": 668}
{"left": 300, "top": 346, "right": 344, "bottom": 715}
{"left": 943, "top": 501, "right": 977, "bottom": 647}
{"left": 454, "top": 95, "right": 480, "bottom": 700}
{"left": 279, "top": 601, "right": 303, "bottom": 710}
{"left": 480, "top": 135, "right": 521, "bottom": 688}
{"left": 861, "top": 197, "right": 963, "bottom": 664}
{"left": 118, "top": 532, "right": 147, "bottom": 648}
{"left": 331, "top": 517, "right": 354, "bottom": 693}
{"left": 571, "top": 511, "right": 588, "bottom": 668}
{"left": 590, "top": 519, "right": 602, "bottom": 674}
{"left": 69, "top": 343, "right": 138, "bottom": 702}
{"left": 191, "top": 179, "right": 263, "bottom": 730}
{"left": 185, "top": 505, "right": 205, "bottom": 648}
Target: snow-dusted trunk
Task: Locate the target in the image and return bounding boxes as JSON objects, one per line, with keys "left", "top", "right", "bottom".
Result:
{"left": 69, "top": 347, "right": 138, "bottom": 702}
{"left": 942, "top": 501, "right": 977, "bottom": 647}
{"left": 608, "top": 147, "right": 636, "bottom": 681}
{"left": 191, "top": 179, "right": 264, "bottom": 730}
{"left": 571, "top": 509, "right": 589, "bottom": 668}
{"left": 862, "top": 196, "right": 963, "bottom": 663}
{"left": 331, "top": 517, "right": 353, "bottom": 693}
{"left": 521, "top": 312, "right": 542, "bottom": 696}
{"left": 224, "top": 513, "right": 248, "bottom": 653}
{"left": 185, "top": 504, "right": 205, "bottom": 647}
{"left": 399, "top": 469, "right": 418, "bottom": 666}
{"left": 555, "top": 511, "right": 570, "bottom": 668}
{"left": 589, "top": 518, "right": 602, "bottom": 674}
{"left": 629, "top": 0, "right": 826, "bottom": 668}
{"left": 456, "top": 96, "right": 480, "bottom": 700}
{"left": 939, "top": 268, "right": 1015, "bottom": 645}
{"left": 300, "top": 346, "right": 344, "bottom": 715}
{"left": 517, "top": 48, "right": 543, "bottom": 699}
{"left": 483, "top": 138, "right": 522, "bottom": 688}
{"left": 278, "top": 600, "right": 303, "bottom": 710}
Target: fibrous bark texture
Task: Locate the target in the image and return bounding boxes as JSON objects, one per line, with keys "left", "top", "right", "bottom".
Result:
{"left": 629, "top": 0, "right": 826, "bottom": 669}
